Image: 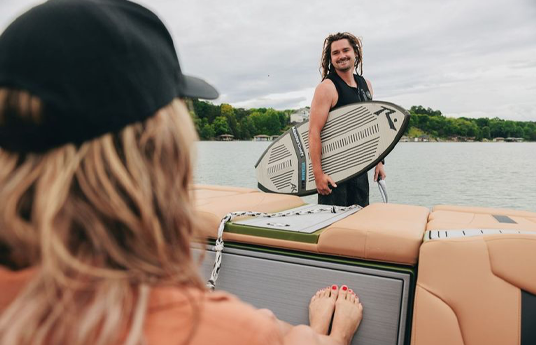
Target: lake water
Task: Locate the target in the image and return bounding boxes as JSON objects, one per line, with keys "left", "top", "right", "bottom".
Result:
{"left": 194, "top": 141, "right": 536, "bottom": 212}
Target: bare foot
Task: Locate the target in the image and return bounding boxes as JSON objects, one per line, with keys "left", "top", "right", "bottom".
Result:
{"left": 330, "top": 285, "right": 363, "bottom": 345}
{"left": 309, "top": 285, "right": 338, "bottom": 335}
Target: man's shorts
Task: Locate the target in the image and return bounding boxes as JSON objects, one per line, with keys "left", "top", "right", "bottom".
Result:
{"left": 317, "top": 173, "right": 369, "bottom": 207}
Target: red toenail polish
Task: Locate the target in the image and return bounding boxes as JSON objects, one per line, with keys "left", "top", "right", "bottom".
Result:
{"left": 332, "top": 285, "right": 337, "bottom": 290}
{"left": 342, "top": 286, "right": 348, "bottom": 291}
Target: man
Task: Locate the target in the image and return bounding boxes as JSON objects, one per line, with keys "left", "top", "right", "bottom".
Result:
{"left": 309, "top": 32, "right": 386, "bottom": 207}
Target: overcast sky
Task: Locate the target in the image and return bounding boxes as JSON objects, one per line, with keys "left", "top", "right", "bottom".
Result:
{"left": 2, "top": 0, "right": 535, "bottom": 121}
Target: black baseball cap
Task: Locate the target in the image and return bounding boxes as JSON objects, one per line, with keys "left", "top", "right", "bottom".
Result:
{"left": 0, "top": 0, "right": 219, "bottom": 153}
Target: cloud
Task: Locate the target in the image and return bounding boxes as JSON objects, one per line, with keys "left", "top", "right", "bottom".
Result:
{"left": 1, "top": 0, "right": 535, "bottom": 119}
{"left": 230, "top": 88, "right": 314, "bottom": 110}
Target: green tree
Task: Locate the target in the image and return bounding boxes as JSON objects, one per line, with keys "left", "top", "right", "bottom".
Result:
{"left": 239, "top": 117, "right": 256, "bottom": 139}
{"left": 503, "top": 121, "right": 516, "bottom": 137}
{"left": 213, "top": 116, "right": 230, "bottom": 136}
{"left": 200, "top": 123, "right": 215, "bottom": 140}
{"left": 408, "top": 127, "right": 424, "bottom": 138}
{"left": 192, "top": 99, "right": 221, "bottom": 123}
{"left": 476, "top": 118, "right": 490, "bottom": 128}
{"left": 250, "top": 111, "right": 265, "bottom": 134}
{"left": 524, "top": 123, "right": 536, "bottom": 141}
{"left": 249, "top": 110, "right": 282, "bottom": 135}
{"left": 221, "top": 103, "right": 239, "bottom": 137}
{"left": 513, "top": 126, "right": 524, "bottom": 138}
{"left": 265, "top": 109, "right": 282, "bottom": 135}
{"left": 443, "top": 118, "right": 459, "bottom": 137}
{"left": 489, "top": 118, "right": 505, "bottom": 138}
{"left": 481, "top": 126, "right": 491, "bottom": 140}
{"left": 278, "top": 111, "right": 289, "bottom": 130}
{"left": 410, "top": 105, "right": 442, "bottom": 117}
{"left": 427, "top": 116, "right": 444, "bottom": 133}
{"left": 235, "top": 107, "right": 250, "bottom": 121}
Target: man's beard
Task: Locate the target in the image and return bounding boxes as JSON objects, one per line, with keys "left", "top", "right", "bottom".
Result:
{"left": 333, "top": 58, "right": 354, "bottom": 72}
{"left": 335, "top": 65, "right": 353, "bottom": 72}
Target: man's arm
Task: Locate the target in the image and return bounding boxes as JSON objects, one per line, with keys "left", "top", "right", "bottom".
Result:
{"left": 309, "top": 80, "right": 337, "bottom": 195}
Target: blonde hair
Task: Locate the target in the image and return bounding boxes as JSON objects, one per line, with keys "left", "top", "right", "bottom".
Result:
{"left": 0, "top": 89, "right": 203, "bottom": 344}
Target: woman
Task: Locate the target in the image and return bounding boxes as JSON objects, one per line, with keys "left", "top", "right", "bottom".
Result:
{"left": 0, "top": 1, "right": 363, "bottom": 344}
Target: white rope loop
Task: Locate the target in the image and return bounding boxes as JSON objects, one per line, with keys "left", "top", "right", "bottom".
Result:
{"left": 206, "top": 205, "right": 361, "bottom": 290}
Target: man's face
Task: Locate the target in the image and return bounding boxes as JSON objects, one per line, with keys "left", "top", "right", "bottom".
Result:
{"left": 330, "top": 39, "right": 356, "bottom": 73}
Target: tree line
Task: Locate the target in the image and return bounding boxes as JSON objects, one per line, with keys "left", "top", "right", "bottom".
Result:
{"left": 190, "top": 99, "right": 291, "bottom": 140}
{"left": 189, "top": 100, "right": 536, "bottom": 141}
{"left": 408, "top": 106, "right": 536, "bottom": 141}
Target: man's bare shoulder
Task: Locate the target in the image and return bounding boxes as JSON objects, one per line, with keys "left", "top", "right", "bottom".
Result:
{"left": 312, "top": 79, "right": 337, "bottom": 107}
{"left": 316, "top": 78, "right": 337, "bottom": 94}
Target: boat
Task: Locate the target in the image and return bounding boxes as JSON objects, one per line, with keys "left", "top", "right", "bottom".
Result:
{"left": 193, "top": 184, "right": 536, "bottom": 345}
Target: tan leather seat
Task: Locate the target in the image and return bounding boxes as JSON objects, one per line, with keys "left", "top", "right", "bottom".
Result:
{"left": 192, "top": 185, "right": 304, "bottom": 240}
{"left": 428, "top": 205, "right": 536, "bottom": 231}
{"left": 193, "top": 184, "right": 259, "bottom": 203}
{"left": 317, "top": 203, "right": 429, "bottom": 265}
{"left": 413, "top": 205, "right": 536, "bottom": 345}
{"left": 194, "top": 184, "right": 430, "bottom": 265}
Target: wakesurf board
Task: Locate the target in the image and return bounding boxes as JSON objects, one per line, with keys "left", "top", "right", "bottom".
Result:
{"left": 255, "top": 101, "right": 409, "bottom": 196}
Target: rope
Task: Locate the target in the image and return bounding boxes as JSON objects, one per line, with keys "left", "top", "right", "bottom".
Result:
{"left": 206, "top": 204, "right": 361, "bottom": 290}
{"left": 377, "top": 176, "right": 388, "bottom": 203}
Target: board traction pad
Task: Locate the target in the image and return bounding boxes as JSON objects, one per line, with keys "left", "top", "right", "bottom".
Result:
{"left": 226, "top": 204, "right": 358, "bottom": 243}
{"left": 232, "top": 204, "right": 360, "bottom": 234}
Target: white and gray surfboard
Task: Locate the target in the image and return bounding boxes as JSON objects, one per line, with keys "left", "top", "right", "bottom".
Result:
{"left": 255, "top": 101, "right": 410, "bottom": 196}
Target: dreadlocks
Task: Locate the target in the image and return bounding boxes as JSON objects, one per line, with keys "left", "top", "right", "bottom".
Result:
{"left": 320, "top": 32, "right": 363, "bottom": 80}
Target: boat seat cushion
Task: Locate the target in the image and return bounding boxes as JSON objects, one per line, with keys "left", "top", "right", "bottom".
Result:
{"left": 427, "top": 205, "right": 536, "bottom": 231}
{"left": 317, "top": 203, "right": 430, "bottom": 265}
{"left": 412, "top": 234, "right": 536, "bottom": 345}
{"left": 194, "top": 185, "right": 430, "bottom": 265}
{"left": 193, "top": 184, "right": 259, "bottom": 202}
{"left": 193, "top": 185, "right": 304, "bottom": 239}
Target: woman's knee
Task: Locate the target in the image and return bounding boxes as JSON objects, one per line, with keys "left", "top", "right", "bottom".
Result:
{"left": 285, "top": 325, "right": 318, "bottom": 343}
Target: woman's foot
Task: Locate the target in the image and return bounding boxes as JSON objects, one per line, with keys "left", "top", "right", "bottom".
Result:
{"left": 308, "top": 285, "right": 338, "bottom": 335}
{"left": 330, "top": 285, "right": 363, "bottom": 345}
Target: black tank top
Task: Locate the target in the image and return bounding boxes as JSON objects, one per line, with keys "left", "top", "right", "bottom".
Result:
{"left": 326, "top": 72, "right": 372, "bottom": 111}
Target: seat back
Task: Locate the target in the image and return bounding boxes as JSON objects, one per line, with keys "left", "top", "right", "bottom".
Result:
{"left": 412, "top": 205, "right": 536, "bottom": 345}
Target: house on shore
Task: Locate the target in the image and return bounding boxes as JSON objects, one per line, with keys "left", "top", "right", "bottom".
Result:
{"left": 217, "top": 134, "right": 234, "bottom": 141}
{"left": 290, "top": 108, "right": 310, "bottom": 124}
{"left": 253, "top": 134, "right": 279, "bottom": 141}
{"left": 253, "top": 135, "right": 270, "bottom": 141}
{"left": 413, "top": 135, "right": 430, "bottom": 142}
{"left": 505, "top": 137, "right": 524, "bottom": 142}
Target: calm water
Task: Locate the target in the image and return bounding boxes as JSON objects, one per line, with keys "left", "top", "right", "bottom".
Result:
{"left": 194, "top": 141, "right": 536, "bottom": 212}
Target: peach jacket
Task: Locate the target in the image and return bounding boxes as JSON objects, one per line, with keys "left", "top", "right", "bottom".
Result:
{"left": 0, "top": 267, "right": 283, "bottom": 345}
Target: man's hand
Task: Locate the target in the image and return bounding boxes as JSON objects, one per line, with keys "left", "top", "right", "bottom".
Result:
{"left": 315, "top": 173, "right": 337, "bottom": 195}
{"left": 373, "top": 162, "right": 386, "bottom": 182}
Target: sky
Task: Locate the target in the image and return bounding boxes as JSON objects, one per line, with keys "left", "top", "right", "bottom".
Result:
{"left": 1, "top": 0, "right": 536, "bottom": 121}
